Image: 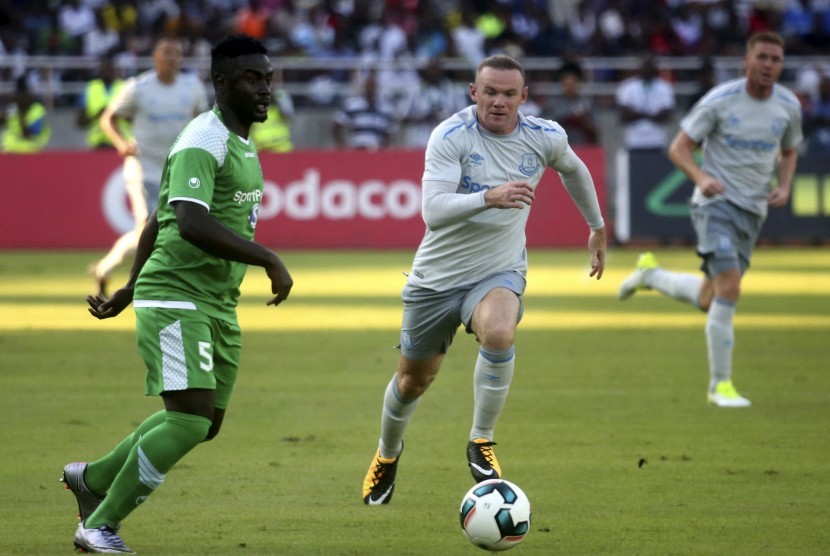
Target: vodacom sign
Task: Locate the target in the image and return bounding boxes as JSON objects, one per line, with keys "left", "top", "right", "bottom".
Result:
{"left": 0, "top": 149, "right": 602, "bottom": 249}
{"left": 100, "top": 167, "right": 422, "bottom": 231}
{"left": 259, "top": 169, "right": 421, "bottom": 221}
{"left": 98, "top": 150, "right": 428, "bottom": 248}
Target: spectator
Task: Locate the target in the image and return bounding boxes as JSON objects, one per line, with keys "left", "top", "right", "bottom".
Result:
{"left": 451, "top": 6, "right": 486, "bottom": 66}
{"left": 235, "top": 0, "right": 271, "bottom": 40}
{"left": 332, "top": 70, "right": 396, "bottom": 150}
{"left": 100, "top": 0, "right": 138, "bottom": 38}
{"left": 615, "top": 55, "right": 676, "bottom": 151}
{"left": 686, "top": 58, "right": 716, "bottom": 109}
{"left": 805, "top": 75, "right": 830, "bottom": 155}
{"left": 670, "top": 3, "right": 705, "bottom": 55}
{"left": 58, "top": 0, "right": 95, "bottom": 54}
{"left": 76, "top": 55, "right": 128, "bottom": 149}
{"left": 0, "top": 75, "right": 51, "bottom": 153}
{"left": 543, "top": 61, "right": 598, "bottom": 145}
{"left": 566, "top": 0, "right": 597, "bottom": 55}
{"left": 780, "top": 0, "right": 815, "bottom": 53}
{"left": 82, "top": 9, "right": 120, "bottom": 58}
{"left": 251, "top": 72, "right": 295, "bottom": 152}
{"left": 402, "top": 57, "right": 468, "bottom": 147}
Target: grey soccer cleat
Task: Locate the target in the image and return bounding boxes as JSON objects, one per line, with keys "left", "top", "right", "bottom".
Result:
{"left": 61, "top": 462, "right": 104, "bottom": 523}
{"left": 74, "top": 522, "right": 134, "bottom": 554}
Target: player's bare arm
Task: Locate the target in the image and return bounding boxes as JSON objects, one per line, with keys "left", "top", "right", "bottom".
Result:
{"left": 768, "top": 147, "right": 798, "bottom": 208}
{"left": 484, "top": 181, "right": 535, "bottom": 209}
{"left": 99, "top": 107, "right": 138, "bottom": 157}
{"left": 87, "top": 210, "right": 160, "bottom": 319}
{"left": 174, "top": 201, "right": 293, "bottom": 305}
{"left": 668, "top": 130, "right": 725, "bottom": 197}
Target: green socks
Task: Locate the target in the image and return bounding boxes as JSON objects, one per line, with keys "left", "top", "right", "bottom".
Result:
{"left": 84, "top": 410, "right": 167, "bottom": 496}
{"left": 85, "top": 411, "right": 211, "bottom": 529}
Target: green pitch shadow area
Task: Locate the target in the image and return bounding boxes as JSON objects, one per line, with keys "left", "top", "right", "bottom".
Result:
{"left": 0, "top": 248, "right": 828, "bottom": 554}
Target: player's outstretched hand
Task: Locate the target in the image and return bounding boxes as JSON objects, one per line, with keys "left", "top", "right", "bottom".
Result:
{"left": 588, "top": 227, "right": 607, "bottom": 280}
{"left": 266, "top": 258, "right": 293, "bottom": 307}
{"left": 87, "top": 287, "right": 133, "bottom": 319}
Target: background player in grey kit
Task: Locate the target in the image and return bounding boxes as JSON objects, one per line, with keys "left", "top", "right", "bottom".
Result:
{"left": 62, "top": 35, "right": 293, "bottom": 553}
{"left": 91, "top": 36, "right": 209, "bottom": 298}
{"left": 619, "top": 31, "right": 802, "bottom": 408}
{"left": 363, "top": 54, "right": 606, "bottom": 505}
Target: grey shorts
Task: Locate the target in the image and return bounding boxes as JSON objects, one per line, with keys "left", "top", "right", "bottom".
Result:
{"left": 691, "top": 200, "right": 763, "bottom": 277}
{"left": 399, "top": 271, "right": 526, "bottom": 360}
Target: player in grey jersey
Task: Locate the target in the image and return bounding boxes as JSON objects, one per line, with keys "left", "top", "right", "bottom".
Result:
{"left": 91, "top": 37, "right": 209, "bottom": 298}
{"left": 363, "top": 54, "right": 606, "bottom": 504}
{"left": 619, "top": 31, "right": 802, "bottom": 408}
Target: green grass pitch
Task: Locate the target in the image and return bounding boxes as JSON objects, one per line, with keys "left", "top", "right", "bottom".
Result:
{"left": 0, "top": 248, "right": 828, "bottom": 555}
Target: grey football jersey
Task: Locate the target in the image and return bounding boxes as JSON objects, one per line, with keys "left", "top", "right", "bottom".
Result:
{"left": 682, "top": 78, "right": 802, "bottom": 217}
{"left": 111, "top": 70, "right": 209, "bottom": 185}
{"left": 410, "top": 106, "right": 600, "bottom": 291}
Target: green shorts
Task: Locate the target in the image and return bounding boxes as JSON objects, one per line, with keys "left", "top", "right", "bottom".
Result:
{"left": 135, "top": 306, "right": 241, "bottom": 409}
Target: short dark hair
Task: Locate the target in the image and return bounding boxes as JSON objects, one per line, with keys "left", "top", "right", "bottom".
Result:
{"left": 210, "top": 34, "right": 267, "bottom": 77}
{"left": 476, "top": 54, "right": 526, "bottom": 86}
{"left": 746, "top": 31, "right": 784, "bottom": 52}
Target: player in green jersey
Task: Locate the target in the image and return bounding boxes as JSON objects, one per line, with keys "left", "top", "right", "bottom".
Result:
{"left": 61, "top": 35, "right": 293, "bottom": 554}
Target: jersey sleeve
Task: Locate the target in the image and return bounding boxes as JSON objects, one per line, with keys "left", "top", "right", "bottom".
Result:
{"left": 680, "top": 101, "right": 717, "bottom": 144}
{"left": 109, "top": 77, "right": 137, "bottom": 119}
{"left": 422, "top": 125, "right": 464, "bottom": 184}
{"left": 166, "top": 147, "right": 220, "bottom": 210}
{"left": 781, "top": 101, "right": 804, "bottom": 151}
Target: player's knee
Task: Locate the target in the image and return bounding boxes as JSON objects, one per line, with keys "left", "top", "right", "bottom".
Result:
{"left": 714, "top": 274, "right": 741, "bottom": 302}
{"left": 478, "top": 325, "right": 515, "bottom": 351}
{"left": 203, "top": 422, "right": 222, "bottom": 442}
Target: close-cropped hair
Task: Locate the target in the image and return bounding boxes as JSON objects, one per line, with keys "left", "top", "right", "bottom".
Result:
{"left": 476, "top": 55, "right": 526, "bottom": 86}
{"left": 210, "top": 34, "right": 267, "bottom": 76}
{"left": 746, "top": 31, "right": 784, "bottom": 52}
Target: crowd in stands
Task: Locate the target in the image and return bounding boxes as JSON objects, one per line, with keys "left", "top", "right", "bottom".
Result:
{"left": 1, "top": 0, "right": 829, "bottom": 151}
{"left": 2, "top": 1, "right": 829, "bottom": 63}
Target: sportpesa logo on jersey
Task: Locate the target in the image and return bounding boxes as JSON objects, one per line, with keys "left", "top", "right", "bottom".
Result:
{"left": 723, "top": 134, "right": 777, "bottom": 152}
{"left": 234, "top": 190, "right": 263, "bottom": 204}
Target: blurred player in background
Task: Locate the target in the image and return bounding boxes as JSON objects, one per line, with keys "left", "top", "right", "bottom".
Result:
{"left": 91, "top": 36, "right": 208, "bottom": 297}
{"left": 362, "top": 54, "right": 606, "bottom": 505}
{"left": 62, "top": 34, "right": 293, "bottom": 553}
{"left": 619, "top": 31, "right": 802, "bottom": 408}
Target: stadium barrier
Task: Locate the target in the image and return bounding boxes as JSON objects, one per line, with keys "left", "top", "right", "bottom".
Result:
{"left": 0, "top": 148, "right": 606, "bottom": 249}
{"left": 615, "top": 149, "right": 830, "bottom": 244}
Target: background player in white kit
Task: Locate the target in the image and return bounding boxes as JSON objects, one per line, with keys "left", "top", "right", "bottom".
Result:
{"left": 618, "top": 31, "right": 802, "bottom": 408}
{"left": 91, "top": 36, "right": 209, "bottom": 297}
{"left": 362, "top": 54, "right": 607, "bottom": 505}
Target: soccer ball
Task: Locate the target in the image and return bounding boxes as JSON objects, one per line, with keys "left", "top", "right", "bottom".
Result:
{"left": 459, "top": 479, "right": 531, "bottom": 551}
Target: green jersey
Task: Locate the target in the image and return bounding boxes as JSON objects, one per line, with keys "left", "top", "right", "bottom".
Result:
{"left": 134, "top": 107, "right": 264, "bottom": 321}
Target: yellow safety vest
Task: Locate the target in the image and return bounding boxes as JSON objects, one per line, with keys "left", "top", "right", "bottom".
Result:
{"left": 85, "top": 79, "right": 129, "bottom": 148}
{"left": 251, "top": 106, "right": 293, "bottom": 153}
{"left": 2, "top": 102, "right": 51, "bottom": 153}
